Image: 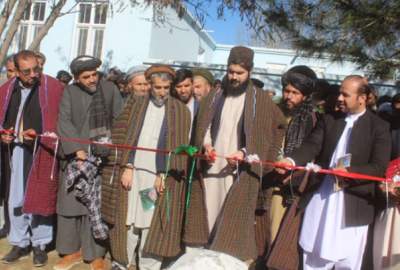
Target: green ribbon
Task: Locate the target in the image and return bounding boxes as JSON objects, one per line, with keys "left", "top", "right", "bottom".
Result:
{"left": 174, "top": 145, "right": 198, "bottom": 157}
{"left": 162, "top": 145, "right": 198, "bottom": 226}
{"left": 174, "top": 145, "right": 199, "bottom": 213}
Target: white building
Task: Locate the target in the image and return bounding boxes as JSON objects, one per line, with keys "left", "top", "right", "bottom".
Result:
{"left": 5, "top": 0, "right": 399, "bottom": 94}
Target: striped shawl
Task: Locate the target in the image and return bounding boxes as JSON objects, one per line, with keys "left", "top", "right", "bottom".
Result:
{"left": 101, "top": 95, "right": 191, "bottom": 264}
{"left": 183, "top": 81, "right": 286, "bottom": 261}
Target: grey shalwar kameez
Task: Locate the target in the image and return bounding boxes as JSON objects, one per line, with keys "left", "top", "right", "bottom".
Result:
{"left": 56, "top": 80, "right": 123, "bottom": 261}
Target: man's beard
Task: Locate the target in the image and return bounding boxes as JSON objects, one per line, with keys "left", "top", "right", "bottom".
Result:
{"left": 21, "top": 77, "right": 39, "bottom": 89}
{"left": 280, "top": 99, "right": 308, "bottom": 117}
{"left": 77, "top": 82, "right": 97, "bottom": 93}
{"left": 280, "top": 100, "right": 298, "bottom": 117}
{"left": 151, "top": 93, "right": 168, "bottom": 107}
{"left": 179, "top": 94, "right": 191, "bottom": 104}
{"left": 224, "top": 78, "right": 249, "bottom": 96}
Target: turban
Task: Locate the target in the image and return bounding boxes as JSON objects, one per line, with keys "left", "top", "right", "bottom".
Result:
{"left": 281, "top": 65, "right": 317, "bottom": 96}
{"left": 125, "top": 65, "right": 147, "bottom": 82}
{"left": 192, "top": 68, "right": 214, "bottom": 85}
{"left": 227, "top": 46, "right": 254, "bottom": 71}
{"left": 70, "top": 55, "right": 102, "bottom": 76}
{"left": 145, "top": 65, "right": 176, "bottom": 80}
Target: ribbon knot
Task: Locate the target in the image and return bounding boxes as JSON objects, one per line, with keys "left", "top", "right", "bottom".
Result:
{"left": 306, "top": 162, "right": 322, "bottom": 173}
{"left": 173, "top": 144, "right": 198, "bottom": 157}
{"left": 245, "top": 154, "right": 260, "bottom": 163}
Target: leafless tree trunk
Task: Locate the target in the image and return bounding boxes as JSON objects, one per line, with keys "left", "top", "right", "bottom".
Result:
{"left": 28, "top": 0, "right": 67, "bottom": 51}
{"left": 0, "top": 0, "right": 18, "bottom": 38}
{"left": 0, "top": 0, "right": 30, "bottom": 65}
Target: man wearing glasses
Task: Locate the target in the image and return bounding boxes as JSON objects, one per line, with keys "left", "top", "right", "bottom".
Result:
{"left": 0, "top": 50, "right": 64, "bottom": 267}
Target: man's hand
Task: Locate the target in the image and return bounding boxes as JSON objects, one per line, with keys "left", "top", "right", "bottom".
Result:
{"left": 154, "top": 174, "right": 165, "bottom": 195}
{"left": 1, "top": 127, "right": 14, "bottom": 144}
{"left": 204, "top": 144, "right": 216, "bottom": 164}
{"left": 121, "top": 167, "right": 134, "bottom": 190}
{"left": 76, "top": 150, "right": 87, "bottom": 168}
{"left": 275, "top": 158, "right": 295, "bottom": 175}
{"left": 380, "top": 182, "right": 400, "bottom": 202}
{"left": 226, "top": 150, "right": 244, "bottom": 166}
{"left": 332, "top": 167, "right": 350, "bottom": 189}
{"left": 21, "top": 129, "right": 37, "bottom": 141}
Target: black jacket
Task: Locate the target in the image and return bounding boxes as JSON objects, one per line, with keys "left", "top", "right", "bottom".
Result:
{"left": 290, "top": 110, "right": 391, "bottom": 226}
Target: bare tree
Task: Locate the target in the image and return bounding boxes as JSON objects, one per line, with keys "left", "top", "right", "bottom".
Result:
{"left": 28, "top": 0, "right": 67, "bottom": 51}
{"left": 0, "top": 0, "right": 30, "bottom": 66}
{"left": 0, "top": 0, "right": 18, "bottom": 38}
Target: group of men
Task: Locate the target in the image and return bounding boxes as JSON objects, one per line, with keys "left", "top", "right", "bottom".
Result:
{"left": 0, "top": 45, "right": 397, "bottom": 270}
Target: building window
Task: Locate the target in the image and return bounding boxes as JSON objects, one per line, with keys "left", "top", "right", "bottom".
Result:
{"left": 17, "top": 1, "right": 46, "bottom": 51}
{"left": 79, "top": 3, "right": 91, "bottom": 24}
{"left": 33, "top": 2, "right": 46, "bottom": 21}
{"left": 92, "top": 29, "right": 104, "bottom": 58}
{"left": 77, "top": 28, "right": 89, "bottom": 55}
{"left": 75, "top": 2, "right": 108, "bottom": 58}
{"left": 18, "top": 25, "right": 29, "bottom": 51}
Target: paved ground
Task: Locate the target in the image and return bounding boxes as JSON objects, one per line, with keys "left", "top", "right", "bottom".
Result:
{"left": 0, "top": 238, "right": 111, "bottom": 270}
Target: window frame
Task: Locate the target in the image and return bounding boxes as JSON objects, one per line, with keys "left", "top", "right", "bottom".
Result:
{"left": 17, "top": 0, "right": 47, "bottom": 51}
{"left": 74, "top": 1, "right": 108, "bottom": 59}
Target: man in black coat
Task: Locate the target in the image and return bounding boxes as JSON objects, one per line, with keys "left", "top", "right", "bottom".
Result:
{"left": 278, "top": 75, "right": 391, "bottom": 270}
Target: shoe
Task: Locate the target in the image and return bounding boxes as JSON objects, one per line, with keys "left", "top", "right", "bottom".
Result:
{"left": 0, "top": 227, "right": 8, "bottom": 239}
{"left": 91, "top": 257, "right": 106, "bottom": 270}
{"left": 110, "top": 260, "right": 127, "bottom": 270}
{"left": 33, "top": 246, "right": 48, "bottom": 267}
{"left": 1, "top": 245, "right": 31, "bottom": 264}
{"left": 53, "top": 251, "right": 82, "bottom": 270}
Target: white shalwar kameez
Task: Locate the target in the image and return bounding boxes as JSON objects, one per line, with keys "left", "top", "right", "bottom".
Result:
{"left": 202, "top": 91, "right": 246, "bottom": 232}
{"left": 299, "top": 110, "right": 368, "bottom": 270}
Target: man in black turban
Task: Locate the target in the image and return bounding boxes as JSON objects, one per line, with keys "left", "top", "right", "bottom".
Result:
{"left": 267, "top": 65, "right": 320, "bottom": 261}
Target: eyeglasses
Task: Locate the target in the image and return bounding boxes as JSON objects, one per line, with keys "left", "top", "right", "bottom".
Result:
{"left": 19, "top": 66, "right": 42, "bottom": 76}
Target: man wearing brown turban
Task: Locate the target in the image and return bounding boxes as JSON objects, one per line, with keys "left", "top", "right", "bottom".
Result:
{"left": 184, "top": 46, "right": 286, "bottom": 264}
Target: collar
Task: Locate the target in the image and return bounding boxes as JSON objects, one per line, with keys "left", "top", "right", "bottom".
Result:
{"left": 346, "top": 109, "right": 366, "bottom": 123}
{"left": 186, "top": 96, "right": 194, "bottom": 108}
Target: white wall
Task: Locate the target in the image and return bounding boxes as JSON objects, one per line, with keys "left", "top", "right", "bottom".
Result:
{"left": 148, "top": 7, "right": 215, "bottom": 64}
{"left": 101, "top": 2, "right": 153, "bottom": 70}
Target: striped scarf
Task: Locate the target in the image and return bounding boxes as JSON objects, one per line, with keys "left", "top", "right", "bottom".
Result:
{"left": 283, "top": 99, "right": 315, "bottom": 155}
{"left": 88, "top": 83, "right": 111, "bottom": 141}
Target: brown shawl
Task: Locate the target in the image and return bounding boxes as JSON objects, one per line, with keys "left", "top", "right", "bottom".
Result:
{"left": 183, "top": 81, "right": 286, "bottom": 261}
{"left": 101, "top": 95, "right": 191, "bottom": 264}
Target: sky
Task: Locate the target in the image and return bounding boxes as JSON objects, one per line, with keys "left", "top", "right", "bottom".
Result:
{"left": 188, "top": 3, "right": 249, "bottom": 45}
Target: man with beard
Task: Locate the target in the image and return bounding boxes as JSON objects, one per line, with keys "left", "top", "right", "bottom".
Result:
{"left": 269, "top": 66, "right": 318, "bottom": 244}
{"left": 277, "top": 75, "right": 391, "bottom": 270}
{"left": 173, "top": 69, "right": 198, "bottom": 123}
{"left": 55, "top": 56, "right": 123, "bottom": 270}
{"left": 101, "top": 65, "right": 191, "bottom": 270}
{"left": 265, "top": 66, "right": 319, "bottom": 270}
{"left": 184, "top": 46, "right": 286, "bottom": 264}
{"left": 125, "top": 65, "right": 150, "bottom": 97}
{"left": 192, "top": 68, "right": 214, "bottom": 101}
{"left": 0, "top": 50, "right": 63, "bottom": 266}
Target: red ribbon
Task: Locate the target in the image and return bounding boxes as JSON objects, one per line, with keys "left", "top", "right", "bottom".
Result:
{"left": 0, "top": 128, "right": 391, "bottom": 183}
